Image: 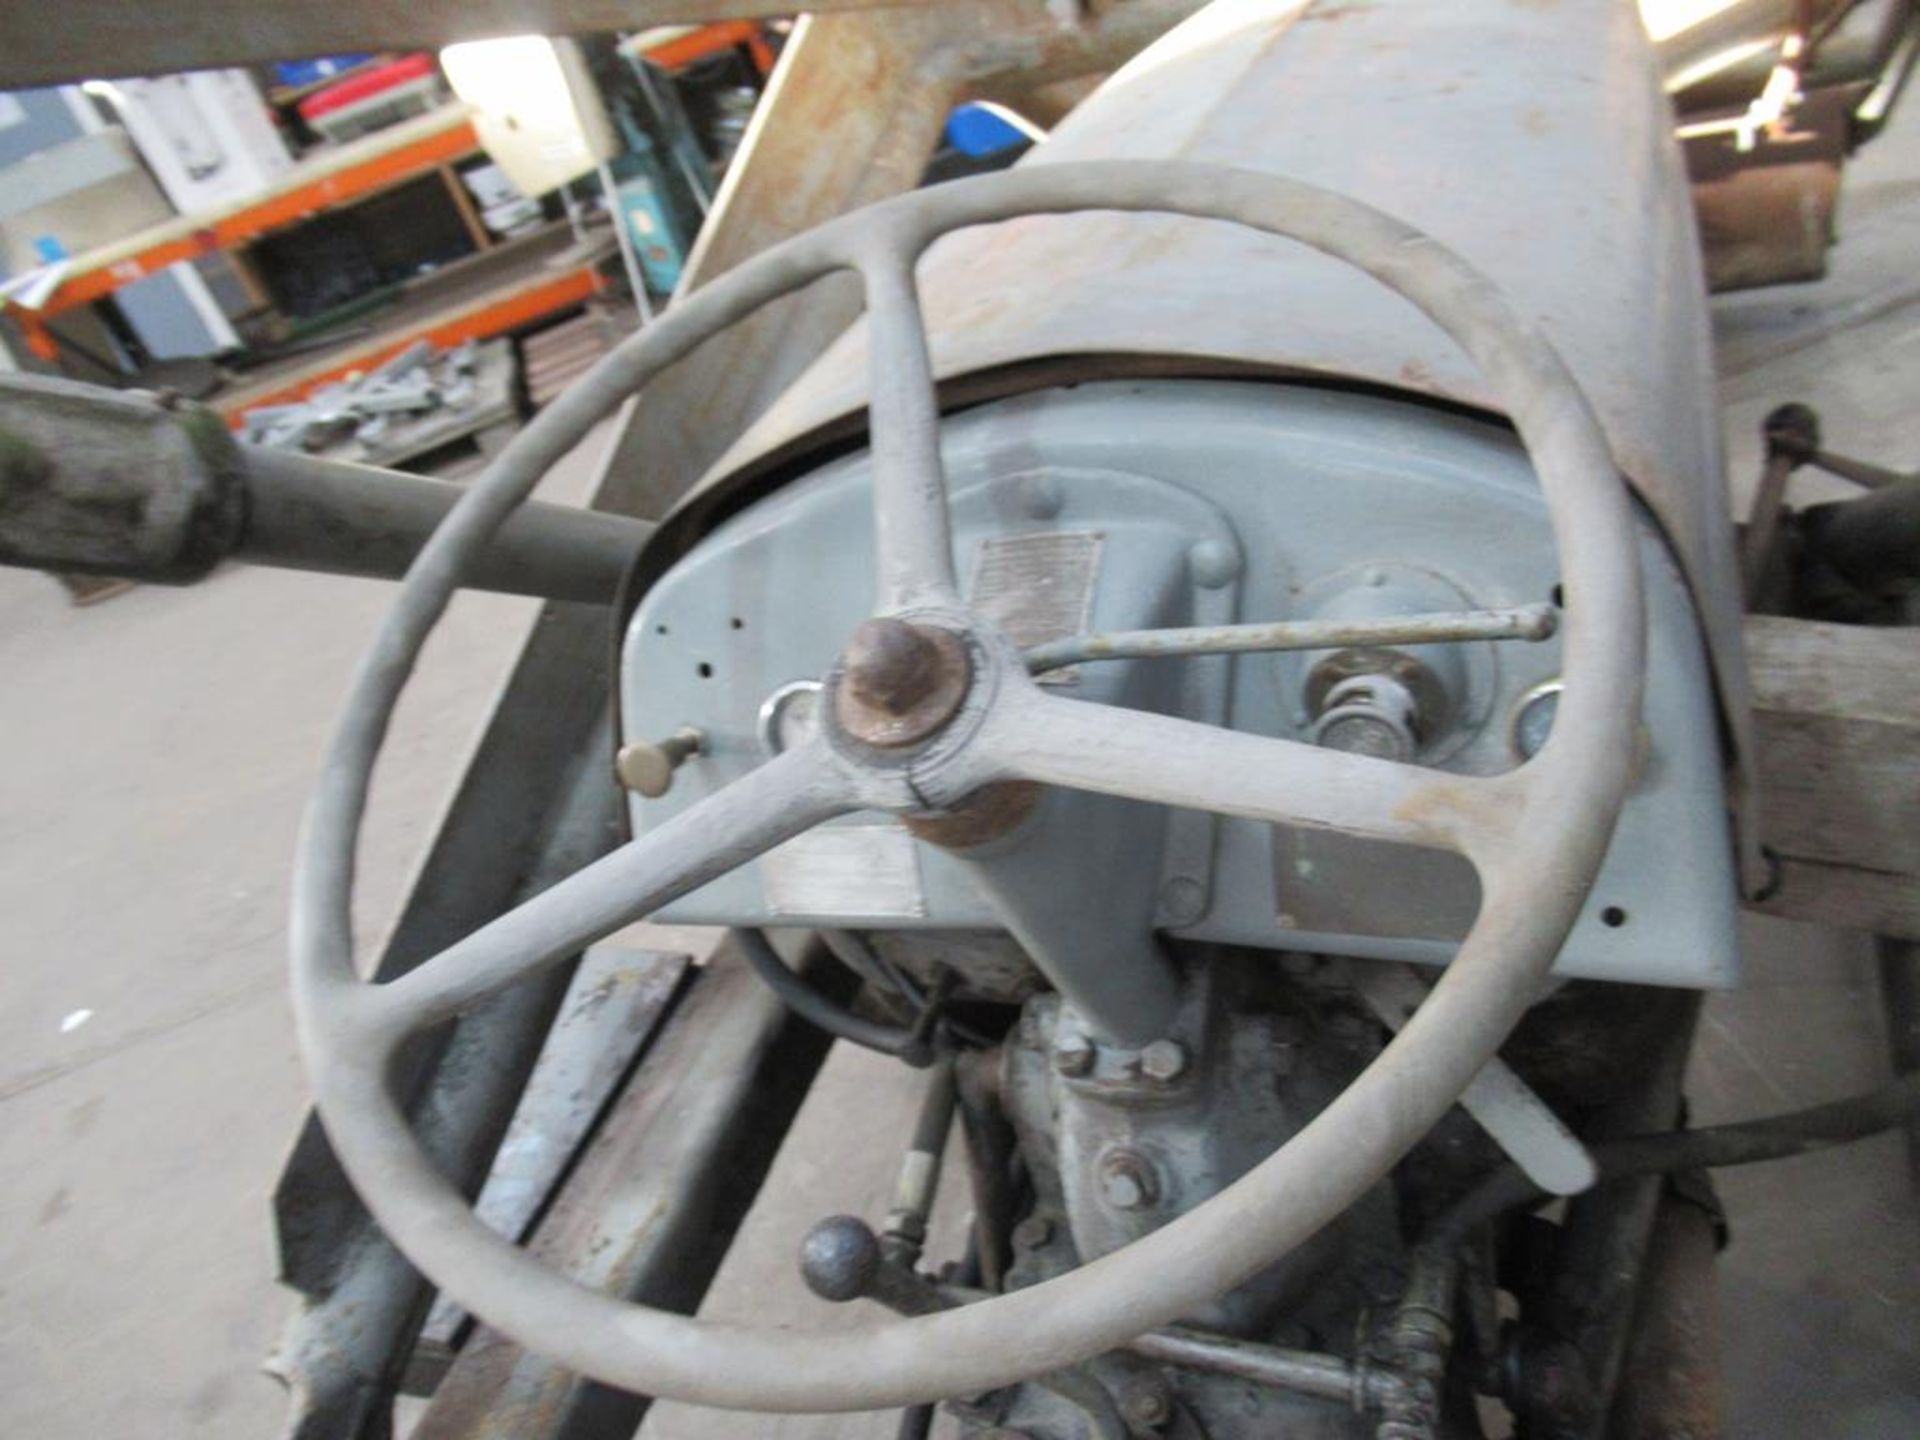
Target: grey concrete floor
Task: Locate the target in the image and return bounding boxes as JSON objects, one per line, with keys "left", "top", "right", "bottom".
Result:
{"left": 4, "top": 100, "right": 1920, "bottom": 1440}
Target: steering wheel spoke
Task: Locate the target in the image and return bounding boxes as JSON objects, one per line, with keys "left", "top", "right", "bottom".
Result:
{"left": 976, "top": 682, "right": 1522, "bottom": 867}
{"left": 860, "top": 245, "right": 959, "bottom": 613}
{"left": 360, "top": 742, "right": 855, "bottom": 1045}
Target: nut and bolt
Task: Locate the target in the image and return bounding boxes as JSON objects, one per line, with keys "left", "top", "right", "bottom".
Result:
{"left": 1097, "top": 1148, "right": 1161, "bottom": 1212}
{"left": 1117, "top": 1373, "right": 1173, "bottom": 1429}
{"left": 1137, "top": 1038, "right": 1189, "bottom": 1084}
{"left": 1053, "top": 1031, "right": 1096, "bottom": 1077}
{"left": 1157, "top": 874, "right": 1207, "bottom": 926}
{"left": 834, "top": 617, "right": 971, "bottom": 748}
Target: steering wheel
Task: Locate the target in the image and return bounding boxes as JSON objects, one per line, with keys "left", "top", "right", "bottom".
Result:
{"left": 290, "top": 160, "right": 1644, "bottom": 1412}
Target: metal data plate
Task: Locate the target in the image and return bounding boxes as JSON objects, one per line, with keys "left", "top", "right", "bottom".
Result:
{"left": 971, "top": 530, "right": 1104, "bottom": 683}
{"left": 762, "top": 826, "right": 927, "bottom": 919}
{"left": 621, "top": 380, "right": 1741, "bottom": 990}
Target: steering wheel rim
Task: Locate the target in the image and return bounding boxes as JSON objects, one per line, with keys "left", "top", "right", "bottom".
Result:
{"left": 290, "top": 160, "right": 1645, "bottom": 1411}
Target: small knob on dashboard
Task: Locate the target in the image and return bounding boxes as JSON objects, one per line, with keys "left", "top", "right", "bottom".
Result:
{"left": 616, "top": 726, "right": 705, "bottom": 798}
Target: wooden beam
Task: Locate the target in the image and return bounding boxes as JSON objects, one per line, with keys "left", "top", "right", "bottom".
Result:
{"left": 1743, "top": 615, "right": 1920, "bottom": 938}
{"left": 588, "top": 5, "right": 968, "bottom": 521}
{"left": 410, "top": 941, "right": 838, "bottom": 1440}
{"left": 589, "top": 0, "right": 1200, "bottom": 522}
{"left": 0, "top": 0, "right": 940, "bottom": 89}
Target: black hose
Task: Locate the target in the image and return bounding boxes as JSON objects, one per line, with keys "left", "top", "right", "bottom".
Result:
{"left": 737, "top": 929, "right": 936, "bottom": 1065}
{"left": 824, "top": 927, "right": 997, "bottom": 1051}
{"left": 1428, "top": 1069, "right": 1920, "bottom": 1248}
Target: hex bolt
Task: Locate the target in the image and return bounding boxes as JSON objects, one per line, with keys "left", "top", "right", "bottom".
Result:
{"left": 835, "top": 617, "right": 971, "bottom": 747}
{"left": 1137, "top": 1039, "right": 1189, "bottom": 1084}
{"left": 1158, "top": 875, "right": 1206, "bottom": 927}
{"left": 1053, "top": 1031, "right": 1096, "bottom": 1077}
{"left": 843, "top": 617, "right": 944, "bottom": 715}
{"left": 1098, "top": 1149, "right": 1161, "bottom": 1212}
{"left": 616, "top": 726, "right": 704, "bottom": 798}
{"left": 1118, "top": 1372, "right": 1173, "bottom": 1429}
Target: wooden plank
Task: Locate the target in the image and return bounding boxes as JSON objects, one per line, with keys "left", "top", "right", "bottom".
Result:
{"left": 1744, "top": 615, "right": 1920, "bottom": 937}
{"left": 1752, "top": 858, "right": 1920, "bottom": 940}
{"left": 411, "top": 941, "right": 838, "bottom": 1440}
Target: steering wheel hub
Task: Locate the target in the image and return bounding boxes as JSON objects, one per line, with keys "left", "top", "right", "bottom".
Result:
{"left": 834, "top": 616, "right": 974, "bottom": 749}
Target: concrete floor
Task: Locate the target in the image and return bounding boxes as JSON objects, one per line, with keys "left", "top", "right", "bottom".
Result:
{"left": 4, "top": 103, "right": 1920, "bottom": 1440}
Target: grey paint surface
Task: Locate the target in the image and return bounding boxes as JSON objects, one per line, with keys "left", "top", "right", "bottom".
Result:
{"left": 626, "top": 381, "right": 1739, "bottom": 989}
{"left": 0, "top": 37, "right": 1918, "bottom": 1440}
{"left": 703, "top": 0, "right": 1755, "bottom": 808}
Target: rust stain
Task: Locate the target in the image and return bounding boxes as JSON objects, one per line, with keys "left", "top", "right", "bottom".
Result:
{"left": 1392, "top": 777, "right": 1510, "bottom": 852}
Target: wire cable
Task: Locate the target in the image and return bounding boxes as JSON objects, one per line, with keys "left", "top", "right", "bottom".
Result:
{"left": 738, "top": 928, "right": 942, "bottom": 1065}
{"left": 1428, "top": 1068, "right": 1920, "bottom": 1248}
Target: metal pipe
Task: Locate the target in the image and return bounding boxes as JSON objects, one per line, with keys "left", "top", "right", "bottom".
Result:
{"left": 1809, "top": 449, "right": 1905, "bottom": 490}
{"left": 1128, "top": 1327, "right": 1393, "bottom": 1409}
{"left": 884, "top": 1056, "right": 958, "bottom": 1263}
{"left": 816, "top": 1233, "right": 1418, "bottom": 1416}
{"left": 1022, "top": 605, "right": 1558, "bottom": 676}
{"left": 0, "top": 373, "right": 653, "bottom": 602}
{"left": 241, "top": 448, "right": 653, "bottom": 603}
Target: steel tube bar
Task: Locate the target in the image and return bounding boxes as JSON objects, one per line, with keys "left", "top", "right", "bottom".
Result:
{"left": 861, "top": 251, "right": 959, "bottom": 610}
{"left": 242, "top": 449, "right": 654, "bottom": 603}
{"left": 1128, "top": 1327, "right": 1378, "bottom": 1407}
{"left": 367, "top": 742, "right": 852, "bottom": 1037}
{"left": 1022, "top": 604, "right": 1558, "bottom": 675}
{"left": 976, "top": 683, "right": 1517, "bottom": 864}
